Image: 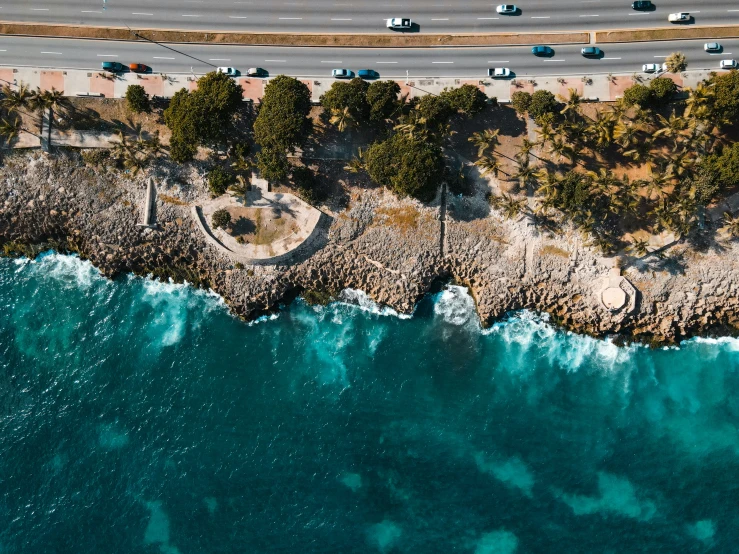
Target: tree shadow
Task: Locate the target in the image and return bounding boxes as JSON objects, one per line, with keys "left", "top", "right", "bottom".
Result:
{"left": 229, "top": 216, "right": 256, "bottom": 236}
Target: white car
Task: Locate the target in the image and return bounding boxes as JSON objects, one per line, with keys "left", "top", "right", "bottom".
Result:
{"left": 488, "top": 67, "right": 511, "bottom": 78}
{"left": 668, "top": 12, "right": 689, "bottom": 22}
{"left": 216, "top": 67, "right": 238, "bottom": 76}
{"left": 386, "top": 17, "right": 412, "bottom": 29}
{"left": 720, "top": 59, "right": 738, "bottom": 69}
{"left": 642, "top": 63, "right": 662, "bottom": 73}
{"left": 496, "top": 4, "right": 517, "bottom": 14}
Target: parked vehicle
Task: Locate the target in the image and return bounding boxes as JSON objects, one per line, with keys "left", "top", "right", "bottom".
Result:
{"left": 668, "top": 12, "right": 690, "bottom": 22}
{"left": 581, "top": 47, "right": 601, "bottom": 57}
{"left": 246, "top": 67, "right": 267, "bottom": 77}
{"left": 357, "top": 69, "right": 379, "bottom": 79}
{"left": 531, "top": 45, "right": 553, "bottom": 56}
{"left": 216, "top": 67, "right": 239, "bottom": 76}
{"left": 129, "top": 63, "right": 150, "bottom": 73}
{"left": 101, "top": 61, "right": 124, "bottom": 72}
{"left": 386, "top": 18, "right": 412, "bottom": 29}
{"left": 495, "top": 5, "right": 517, "bottom": 14}
{"left": 704, "top": 42, "right": 721, "bottom": 52}
{"left": 488, "top": 67, "right": 511, "bottom": 78}
{"left": 332, "top": 69, "right": 354, "bottom": 79}
{"left": 720, "top": 59, "right": 738, "bottom": 69}
{"left": 642, "top": 63, "right": 661, "bottom": 73}
{"left": 631, "top": 1, "right": 652, "bottom": 10}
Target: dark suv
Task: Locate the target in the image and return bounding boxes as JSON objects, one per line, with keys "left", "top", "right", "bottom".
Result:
{"left": 632, "top": 1, "right": 652, "bottom": 9}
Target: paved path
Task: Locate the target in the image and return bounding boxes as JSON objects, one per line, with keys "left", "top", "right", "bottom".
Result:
{"left": 1, "top": 0, "right": 737, "bottom": 34}
{"left": 0, "top": 36, "right": 737, "bottom": 80}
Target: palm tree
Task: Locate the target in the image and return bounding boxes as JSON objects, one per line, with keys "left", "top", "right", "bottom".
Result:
{"left": 535, "top": 119, "right": 554, "bottom": 147}
{"left": 590, "top": 110, "right": 616, "bottom": 150}
{"left": 1, "top": 82, "right": 32, "bottom": 114}
{"left": 609, "top": 178, "right": 639, "bottom": 216}
{"left": 664, "top": 51, "right": 687, "bottom": 73}
{"left": 501, "top": 194, "right": 526, "bottom": 219}
{"left": 0, "top": 116, "right": 23, "bottom": 144}
{"left": 653, "top": 113, "right": 689, "bottom": 147}
{"left": 624, "top": 141, "right": 653, "bottom": 168}
{"left": 644, "top": 167, "right": 670, "bottom": 199}
{"left": 344, "top": 147, "right": 365, "bottom": 173}
{"left": 468, "top": 129, "right": 500, "bottom": 158}
{"left": 512, "top": 159, "right": 538, "bottom": 190}
{"left": 683, "top": 82, "right": 713, "bottom": 118}
{"left": 665, "top": 149, "right": 694, "bottom": 178}
{"left": 722, "top": 212, "right": 739, "bottom": 238}
{"left": 329, "top": 107, "right": 355, "bottom": 132}
{"left": 475, "top": 155, "right": 503, "bottom": 177}
{"left": 534, "top": 168, "right": 559, "bottom": 202}
{"left": 614, "top": 120, "right": 645, "bottom": 149}
{"left": 587, "top": 168, "right": 618, "bottom": 195}
{"left": 559, "top": 88, "right": 583, "bottom": 117}
{"left": 629, "top": 237, "right": 650, "bottom": 257}
{"left": 515, "top": 137, "right": 538, "bottom": 164}
{"left": 393, "top": 113, "right": 429, "bottom": 140}
{"left": 548, "top": 137, "right": 575, "bottom": 164}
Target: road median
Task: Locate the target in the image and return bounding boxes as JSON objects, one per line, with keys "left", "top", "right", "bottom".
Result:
{"left": 0, "top": 21, "right": 588, "bottom": 47}
{"left": 597, "top": 25, "right": 739, "bottom": 44}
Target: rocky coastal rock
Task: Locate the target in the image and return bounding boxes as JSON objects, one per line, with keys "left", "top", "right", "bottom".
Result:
{"left": 2, "top": 151, "right": 738, "bottom": 344}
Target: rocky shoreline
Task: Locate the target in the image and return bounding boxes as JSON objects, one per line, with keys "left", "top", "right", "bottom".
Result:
{"left": 3, "top": 150, "right": 739, "bottom": 344}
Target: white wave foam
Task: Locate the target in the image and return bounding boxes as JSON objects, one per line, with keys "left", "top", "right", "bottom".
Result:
{"left": 33, "top": 252, "right": 103, "bottom": 289}
{"left": 432, "top": 285, "right": 477, "bottom": 326}
{"left": 247, "top": 312, "right": 280, "bottom": 326}
{"left": 337, "top": 289, "right": 411, "bottom": 319}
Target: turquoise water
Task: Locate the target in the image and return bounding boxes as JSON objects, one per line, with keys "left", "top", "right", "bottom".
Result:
{"left": 2, "top": 253, "right": 739, "bottom": 553}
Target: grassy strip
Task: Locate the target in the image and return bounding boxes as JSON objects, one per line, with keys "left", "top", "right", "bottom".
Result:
{"left": 0, "top": 21, "right": 588, "bottom": 47}
{"left": 597, "top": 25, "right": 739, "bottom": 44}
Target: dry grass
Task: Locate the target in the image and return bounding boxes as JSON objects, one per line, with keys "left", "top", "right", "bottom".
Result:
{"left": 539, "top": 244, "right": 570, "bottom": 258}
{"left": 375, "top": 205, "right": 424, "bottom": 233}
{"left": 0, "top": 21, "right": 588, "bottom": 47}
{"left": 159, "top": 194, "right": 188, "bottom": 206}
{"left": 598, "top": 25, "right": 739, "bottom": 44}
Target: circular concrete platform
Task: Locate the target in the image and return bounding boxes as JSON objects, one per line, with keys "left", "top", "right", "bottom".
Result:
{"left": 602, "top": 287, "right": 627, "bottom": 311}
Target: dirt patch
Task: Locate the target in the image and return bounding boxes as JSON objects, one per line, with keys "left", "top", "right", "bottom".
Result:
{"left": 539, "top": 245, "right": 570, "bottom": 258}
{"left": 375, "top": 205, "right": 428, "bottom": 234}
{"left": 597, "top": 25, "right": 739, "bottom": 44}
{"left": 224, "top": 206, "right": 299, "bottom": 246}
{"left": 159, "top": 194, "right": 189, "bottom": 206}
{"left": 60, "top": 97, "right": 170, "bottom": 139}
{"left": 0, "top": 21, "right": 588, "bottom": 47}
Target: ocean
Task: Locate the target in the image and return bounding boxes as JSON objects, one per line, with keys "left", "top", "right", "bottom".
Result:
{"left": 1, "top": 252, "right": 737, "bottom": 553}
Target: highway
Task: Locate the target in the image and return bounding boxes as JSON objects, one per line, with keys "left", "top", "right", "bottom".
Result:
{"left": 0, "top": 35, "right": 736, "bottom": 78}
{"left": 1, "top": 0, "right": 738, "bottom": 34}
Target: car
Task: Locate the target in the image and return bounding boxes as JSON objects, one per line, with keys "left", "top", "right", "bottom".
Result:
{"left": 720, "top": 59, "right": 738, "bottom": 69}
{"left": 631, "top": 0, "right": 652, "bottom": 9}
{"left": 332, "top": 68, "right": 354, "bottom": 79}
{"left": 129, "top": 63, "right": 150, "bottom": 73}
{"left": 101, "top": 61, "right": 124, "bottom": 73}
{"left": 386, "top": 17, "right": 412, "bottom": 29}
{"left": 704, "top": 42, "right": 721, "bottom": 52}
{"left": 357, "top": 69, "right": 379, "bottom": 79}
{"left": 581, "top": 47, "right": 601, "bottom": 57}
{"left": 246, "top": 67, "right": 267, "bottom": 77}
{"left": 668, "top": 12, "right": 690, "bottom": 22}
{"left": 495, "top": 5, "right": 517, "bottom": 14}
{"left": 488, "top": 67, "right": 511, "bottom": 78}
{"left": 216, "top": 67, "right": 239, "bottom": 76}
{"left": 642, "top": 63, "right": 661, "bottom": 73}
{"left": 531, "top": 45, "right": 553, "bottom": 56}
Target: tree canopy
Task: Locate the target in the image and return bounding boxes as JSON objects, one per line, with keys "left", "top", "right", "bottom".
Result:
{"left": 511, "top": 91, "right": 532, "bottom": 115}
{"left": 441, "top": 84, "right": 488, "bottom": 115}
{"left": 320, "top": 78, "right": 370, "bottom": 123}
{"left": 622, "top": 83, "right": 653, "bottom": 107}
{"left": 364, "top": 133, "right": 444, "bottom": 201}
{"left": 649, "top": 78, "right": 678, "bottom": 105}
{"left": 707, "top": 69, "right": 739, "bottom": 121}
{"left": 125, "top": 85, "right": 150, "bottom": 113}
{"left": 528, "top": 90, "right": 559, "bottom": 121}
{"left": 366, "top": 80, "right": 402, "bottom": 122}
{"left": 415, "top": 95, "right": 455, "bottom": 129}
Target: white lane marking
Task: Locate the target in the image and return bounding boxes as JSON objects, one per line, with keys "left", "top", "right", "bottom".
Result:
{"left": 320, "top": 60, "right": 342, "bottom": 63}
{"left": 602, "top": 57, "right": 621, "bottom": 60}
{"left": 97, "top": 54, "right": 119, "bottom": 57}
{"left": 265, "top": 59, "right": 286, "bottom": 62}
{"left": 728, "top": 9, "right": 739, "bottom": 11}
{"left": 543, "top": 59, "right": 566, "bottom": 62}
{"left": 132, "top": 12, "right": 154, "bottom": 15}
{"left": 376, "top": 61, "right": 398, "bottom": 63}
{"left": 181, "top": 14, "right": 201, "bottom": 16}
{"left": 477, "top": 17, "right": 499, "bottom": 19}
{"left": 81, "top": 10, "right": 103, "bottom": 13}
{"left": 153, "top": 56, "right": 175, "bottom": 59}
{"left": 432, "top": 61, "right": 454, "bottom": 64}
{"left": 0, "top": 50, "right": 7, "bottom": 52}
{"left": 653, "top": 55, "right": 667, "bottom": 58}
{"left": 579, "top": 14, "right": 599, "bottom": 17}
{"left": 531, "top": 16, "right": 550, "bottom": 18}
{"left": 228, "top": 16, "right": 248, "bottom": 18}
{"left": 431, "top": 18, "right": 449, "bottom": 20}
{"left": 279, "top": 17, "right": 303, "bottom": 19}
{"left": 710, "top": 52, "right": 732, "bottom": 55}
{"left": 487, "top": 60, "right": 510, "bottom": 63}
{"left": 31, "top": 8, "right": 49, "bottom": 10}
{"left": 331, "top": 18, "right": 352, "bottom": 20}
{"left": 209, "top": 58, "right": 231, "bottom": 61}
{"left": 40, "top": 51, "right": 63, "bottom": 54}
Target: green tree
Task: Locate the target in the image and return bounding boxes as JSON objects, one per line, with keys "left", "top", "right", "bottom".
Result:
{"left": 649, "top": 77, "right": 677, "bottom": 105}
{"left": 366, "top": 80, "right": 402, "bottom": 122}
{"left": 415, "top": 95, "right": 454, "bottom": 129}
{"left": 291, "top": 165, "right": 325, "bottom": 204}
{"left": 254, "top": 75, "right": 312, "bottom": 153}
{"left": 211, "top": 209, "right": 232, "bottom": 229}
{"left": 163, "top": 71, "right": 243, "bottom": 162}
{"left": 364, "top": 133, "right": 444, "bottom": 201}
{"left": 705, "top": 69, "right": 739, "bottom": 122}
{"left": 329, "top": 106, "right": 355, "bottom": 132}
{"left": 125, "top": 84, "right": 151, "bottom": 113}
{"left": 320, "top": 77, "right": 370, "bottom": 124}
{"left": 256, "top": 147, "right": 290, "bottom": 182}
{"left": 511, "top": 91, "right": 532, "bottom": 115}
{"left": 622, "top": 83, "right": 652, "bottom": 107}
{"left": 441, "top": 84, "right": 487, "bottom": 115}
{"left": 528, "top": 90, "right": 559, "bottom": 121}
{"left": 207, "top": 166, "right": 235, "bottom": 196}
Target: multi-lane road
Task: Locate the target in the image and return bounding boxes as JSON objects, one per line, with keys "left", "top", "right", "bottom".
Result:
{"left": 1, "top": 0, "right": 738, "bottom": 33}
{"left": 1, "top": 35, "right": 736, "bottom": 78}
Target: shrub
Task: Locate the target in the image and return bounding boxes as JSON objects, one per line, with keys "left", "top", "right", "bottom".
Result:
{"left": 364, "top": 133, "right": 444, "bottom": 201}
{"left": 366, "top": 80, "right": 402, "bottom": 122}
{"left": 207, "top": 166, "right": 235, "bottom": 196}
{"left": 528, "top": 90, "right": 559, "bottom": 121}
{"left": 320, "top": 77, "right": 370, "bottom": 122}
{"left": 125, "top": 84, "right": 151, "bottom": 113}
{"left": 291, "top": 166, "right": 326, "bottom": 204}
{"left": 622, "top": 83, "right": 652, "bottom": 107}
{"left": 211, "top": 209, "right": 231, "bottom": 229}
{"left": 649, "top": 77, "right": 677, "bottom": 105}
{"left": 556, "top": 171, "right": 591, "bottom": 213}
{"left": 441, "top": 84, "right": 488, "bottom": 115}
{"left": 81, "top": 149, "right": 111, "bottom": 167}
{"left": 664, "top": 52, "right": 687, "bottom": 73}
{"left": 229, "top": 141, "right": 251, "bottom": 160}
{"left": 511, "top": 91, "right": 532, "bottom": 115}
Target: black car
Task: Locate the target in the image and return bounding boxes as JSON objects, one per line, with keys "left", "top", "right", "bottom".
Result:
{"left": 632, "top": 0, "right": 652, "bottom": 9}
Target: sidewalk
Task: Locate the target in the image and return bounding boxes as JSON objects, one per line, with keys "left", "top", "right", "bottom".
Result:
{"left": 0, "top": 66, "right": 713, "bottom": 106}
